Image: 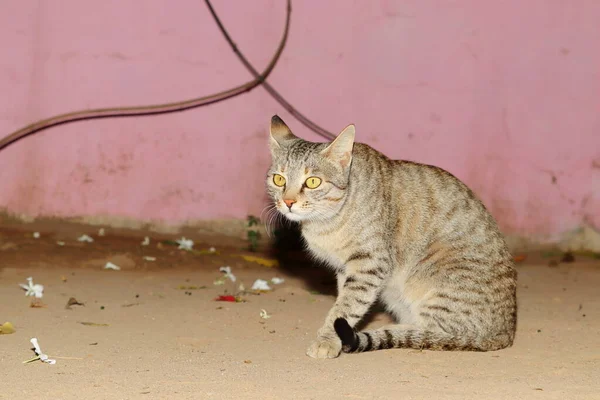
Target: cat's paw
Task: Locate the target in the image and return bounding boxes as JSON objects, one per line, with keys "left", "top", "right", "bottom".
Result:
{"left": 306, "top": 336, "right": 342, "bottom": 359}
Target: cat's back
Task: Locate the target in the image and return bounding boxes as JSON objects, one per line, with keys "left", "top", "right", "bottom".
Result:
{"left": 350, "top": 143, "right": 511, "bottom": 261}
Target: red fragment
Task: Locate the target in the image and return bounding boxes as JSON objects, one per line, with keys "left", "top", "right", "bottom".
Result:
{"left": 215, "top": 295, "right": 237, "bottom": 302}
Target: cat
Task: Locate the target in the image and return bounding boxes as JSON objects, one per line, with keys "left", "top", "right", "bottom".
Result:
{"left": 265, "top": 115, "right": 517, "bottom": 359}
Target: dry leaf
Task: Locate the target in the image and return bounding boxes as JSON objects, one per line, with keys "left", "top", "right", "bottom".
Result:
{"left": 239, "top": 255, "right": 279, "bottom": 268}
{"left": 65, "top": 297, "right": 84, "bottom": 310}
{"left": 0, "top": 322, "right": 16, "bottom": 334}
{"left": 30, "top": 299, "right": 46, "bottom": 308}
{"left": 79, "top": 322, "right": 109, "bottom": 327}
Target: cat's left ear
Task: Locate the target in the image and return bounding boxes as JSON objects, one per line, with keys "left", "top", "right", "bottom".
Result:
{"left": 321, "top": 124, "right": 355, "bottom": 169}
{"left": 269, "top": 115, "right": 297, "bottom": 153}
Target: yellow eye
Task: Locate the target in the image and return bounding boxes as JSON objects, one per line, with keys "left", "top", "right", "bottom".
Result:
{"left": 305, "top": 177, "right": 322, "bottom": 189}
{"left": 273, "top": 174, "right": 286, "bottom": 187}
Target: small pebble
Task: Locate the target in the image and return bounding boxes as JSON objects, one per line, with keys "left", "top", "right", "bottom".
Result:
{"left": 561, "top": 252, "right": 575, "bottom": 263}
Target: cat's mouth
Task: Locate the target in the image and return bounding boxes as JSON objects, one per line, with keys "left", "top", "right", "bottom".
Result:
{"left": 282, "top": 209, "right": 304, "bottom": 222}
{"left": 278, "top": 204, "right": 306, "bottom": 222}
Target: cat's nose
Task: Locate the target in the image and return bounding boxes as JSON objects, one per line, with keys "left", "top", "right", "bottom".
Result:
{"left": 283, "top": 199, "right": 296, "bottom": 209}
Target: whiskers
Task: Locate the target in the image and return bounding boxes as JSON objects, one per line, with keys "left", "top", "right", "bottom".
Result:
{"left": 261, "top": 203, "right": 286, "bottom": 238}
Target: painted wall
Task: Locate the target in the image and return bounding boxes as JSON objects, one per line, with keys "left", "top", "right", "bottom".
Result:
{"left": 0, "top": 0, "right": 598, "bottom": 239}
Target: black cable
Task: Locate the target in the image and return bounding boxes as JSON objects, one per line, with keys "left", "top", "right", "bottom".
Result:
{"left": 205, "top": 0, "right": 336, "bottom": 140}
{"left": 0, "top": 0, "right": 292, "bottom": 151}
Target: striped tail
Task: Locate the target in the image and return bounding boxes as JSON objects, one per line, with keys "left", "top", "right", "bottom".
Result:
{"left": 334, "top": 318, "right": 508, "bottom": 353}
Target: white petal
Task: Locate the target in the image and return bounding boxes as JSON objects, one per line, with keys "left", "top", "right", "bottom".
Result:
{"left": 251, "top": 279, "right": 272, "bottom": 291}
{"left": 104, "top": 262, "right": 121, "bottom": 270}
{"left": 30, "top": 338, "right": 42, "bottom": 354}
{"left": 77, "top": 234, "right": 94, "bottom": 243}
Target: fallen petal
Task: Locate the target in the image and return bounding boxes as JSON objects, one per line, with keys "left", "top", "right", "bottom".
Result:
{"left": 77, "top": 234, "right": 94, "bottom": 243}
{"left": 104, "top": 262, "right": 121, "bottom": 271}
{"left": 251, "top": 279, "right": 272, "bottom": 291}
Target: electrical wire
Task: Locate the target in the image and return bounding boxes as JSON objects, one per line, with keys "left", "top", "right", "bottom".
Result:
{"left": 204, "top": 0, "right": 335, "bottom": 140}
{"left": 0, "top": 0, "right": 293, "bottom": 151}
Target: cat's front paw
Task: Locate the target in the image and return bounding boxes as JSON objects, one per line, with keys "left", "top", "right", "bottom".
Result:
{"left": 306, "top": 336, "right": 342, "bottom": 359}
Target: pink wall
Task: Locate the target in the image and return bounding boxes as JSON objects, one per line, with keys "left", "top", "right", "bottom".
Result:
{"left": 0, "top": 1, "right": 598, "bottom": 238}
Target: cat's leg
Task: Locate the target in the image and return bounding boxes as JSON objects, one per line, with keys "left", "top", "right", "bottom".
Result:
{"left": 307, "top": 259, "right": 387, "bottom": 359}
{"left": 336, "top": 271, "right": 345, "bottom": 295}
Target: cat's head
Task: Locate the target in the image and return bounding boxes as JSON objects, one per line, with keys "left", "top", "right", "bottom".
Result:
{"left": 266, "top": 115, "right": 355, "bottom": 222}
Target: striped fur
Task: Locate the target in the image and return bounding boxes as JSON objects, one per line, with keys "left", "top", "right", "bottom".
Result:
{"left": 266, "top": 116, "right": 517, "bottom": 358}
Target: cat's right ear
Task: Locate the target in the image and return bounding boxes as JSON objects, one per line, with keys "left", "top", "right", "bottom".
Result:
{"left": 321, "top": 124, "right": 355, "bottom": 169}
{"left": 269, "top": 115, "right": 297, "bottom": 152}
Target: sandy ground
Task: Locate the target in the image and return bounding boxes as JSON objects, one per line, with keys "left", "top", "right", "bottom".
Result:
{"left": 0, "top": 228, "right": 599, "bottom": 400}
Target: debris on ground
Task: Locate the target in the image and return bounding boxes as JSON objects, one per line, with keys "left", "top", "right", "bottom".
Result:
{"left": 259, "top": 309, "right": 271, "bottom": 319}
{"left": 104, "top": 262, "right": 121, "bottom": 271}
{"left": 141, "top": 236, "right": 150, "bottom": 246}
{"left": 219, "top": 266, "right": 236, "bottom": 282}
{"left": 56, "top": 241, "right": 65, "bottom": 246}
{"left": 0, "top": 242, "right": 17, "bottom": 251}
{"left": 98, "top": 228, "right": 106, "bottom": 237}
{"left": 0, "top": 321, "right": 16, "bottom": 334}
{"left": 240, "top": 255, "right": 279, "bottom": 268}
{"left": 195, "top": 247, "right": 219, "bottom": 255}
{"left": 143, "top": 256, "right": 157, "bottom": 261}
{"left": 215, "top": 295, "right": 242, "bottom": 302}
{"left": 561, "top": 252, "right": 575, "bottom": 263}
{"left": 33, "top": 232, "right": 40, "bottom": 239}
{"left": 77, "top": 234, "right": 94, "bottom": 243}
{"left": 213, "top": 277, "right": 226, "bottom": 286}
{"left": 514, "top": 254, "right": 527, "bottom": 262}
{"left": 177, "top": 285, "right": 207, "bottom": 290}
{"left": 65, "top": 297, "right": 84, "bottom": 310}
{"left": 251, "top": 279, "right": 272, "bottom": 291}
{"left": 175, "top": 237, "right": 194, "bottom": 251}
{"left": 30, "top": 299, "right": 46, "bottom": 308}
{"left": 79, "top": 322, "right": 109, "bottom": 327}
{"left": 19, "top": 277, "right": 44, "bottom": 298}
{"left": 24, "top": 338, "right": 56, "bottom": 364}
{"left": 271, "top": 277, "right": 285, "bottom": 285}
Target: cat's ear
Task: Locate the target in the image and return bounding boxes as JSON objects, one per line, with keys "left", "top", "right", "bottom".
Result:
{"left": 321, "top": 124, "right": 355, "bottom": 169}
{"left": 269, "top": 115, "right": 297, "bottom": 151}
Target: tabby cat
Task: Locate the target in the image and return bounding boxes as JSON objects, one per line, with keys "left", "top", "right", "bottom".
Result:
{"left": 265, "top": 115, "right": 517, "bottom": 359}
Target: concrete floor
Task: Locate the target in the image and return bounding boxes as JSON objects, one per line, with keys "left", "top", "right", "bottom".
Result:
{"left": 0, "top": 228, "right": 599, "bottom": 399}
